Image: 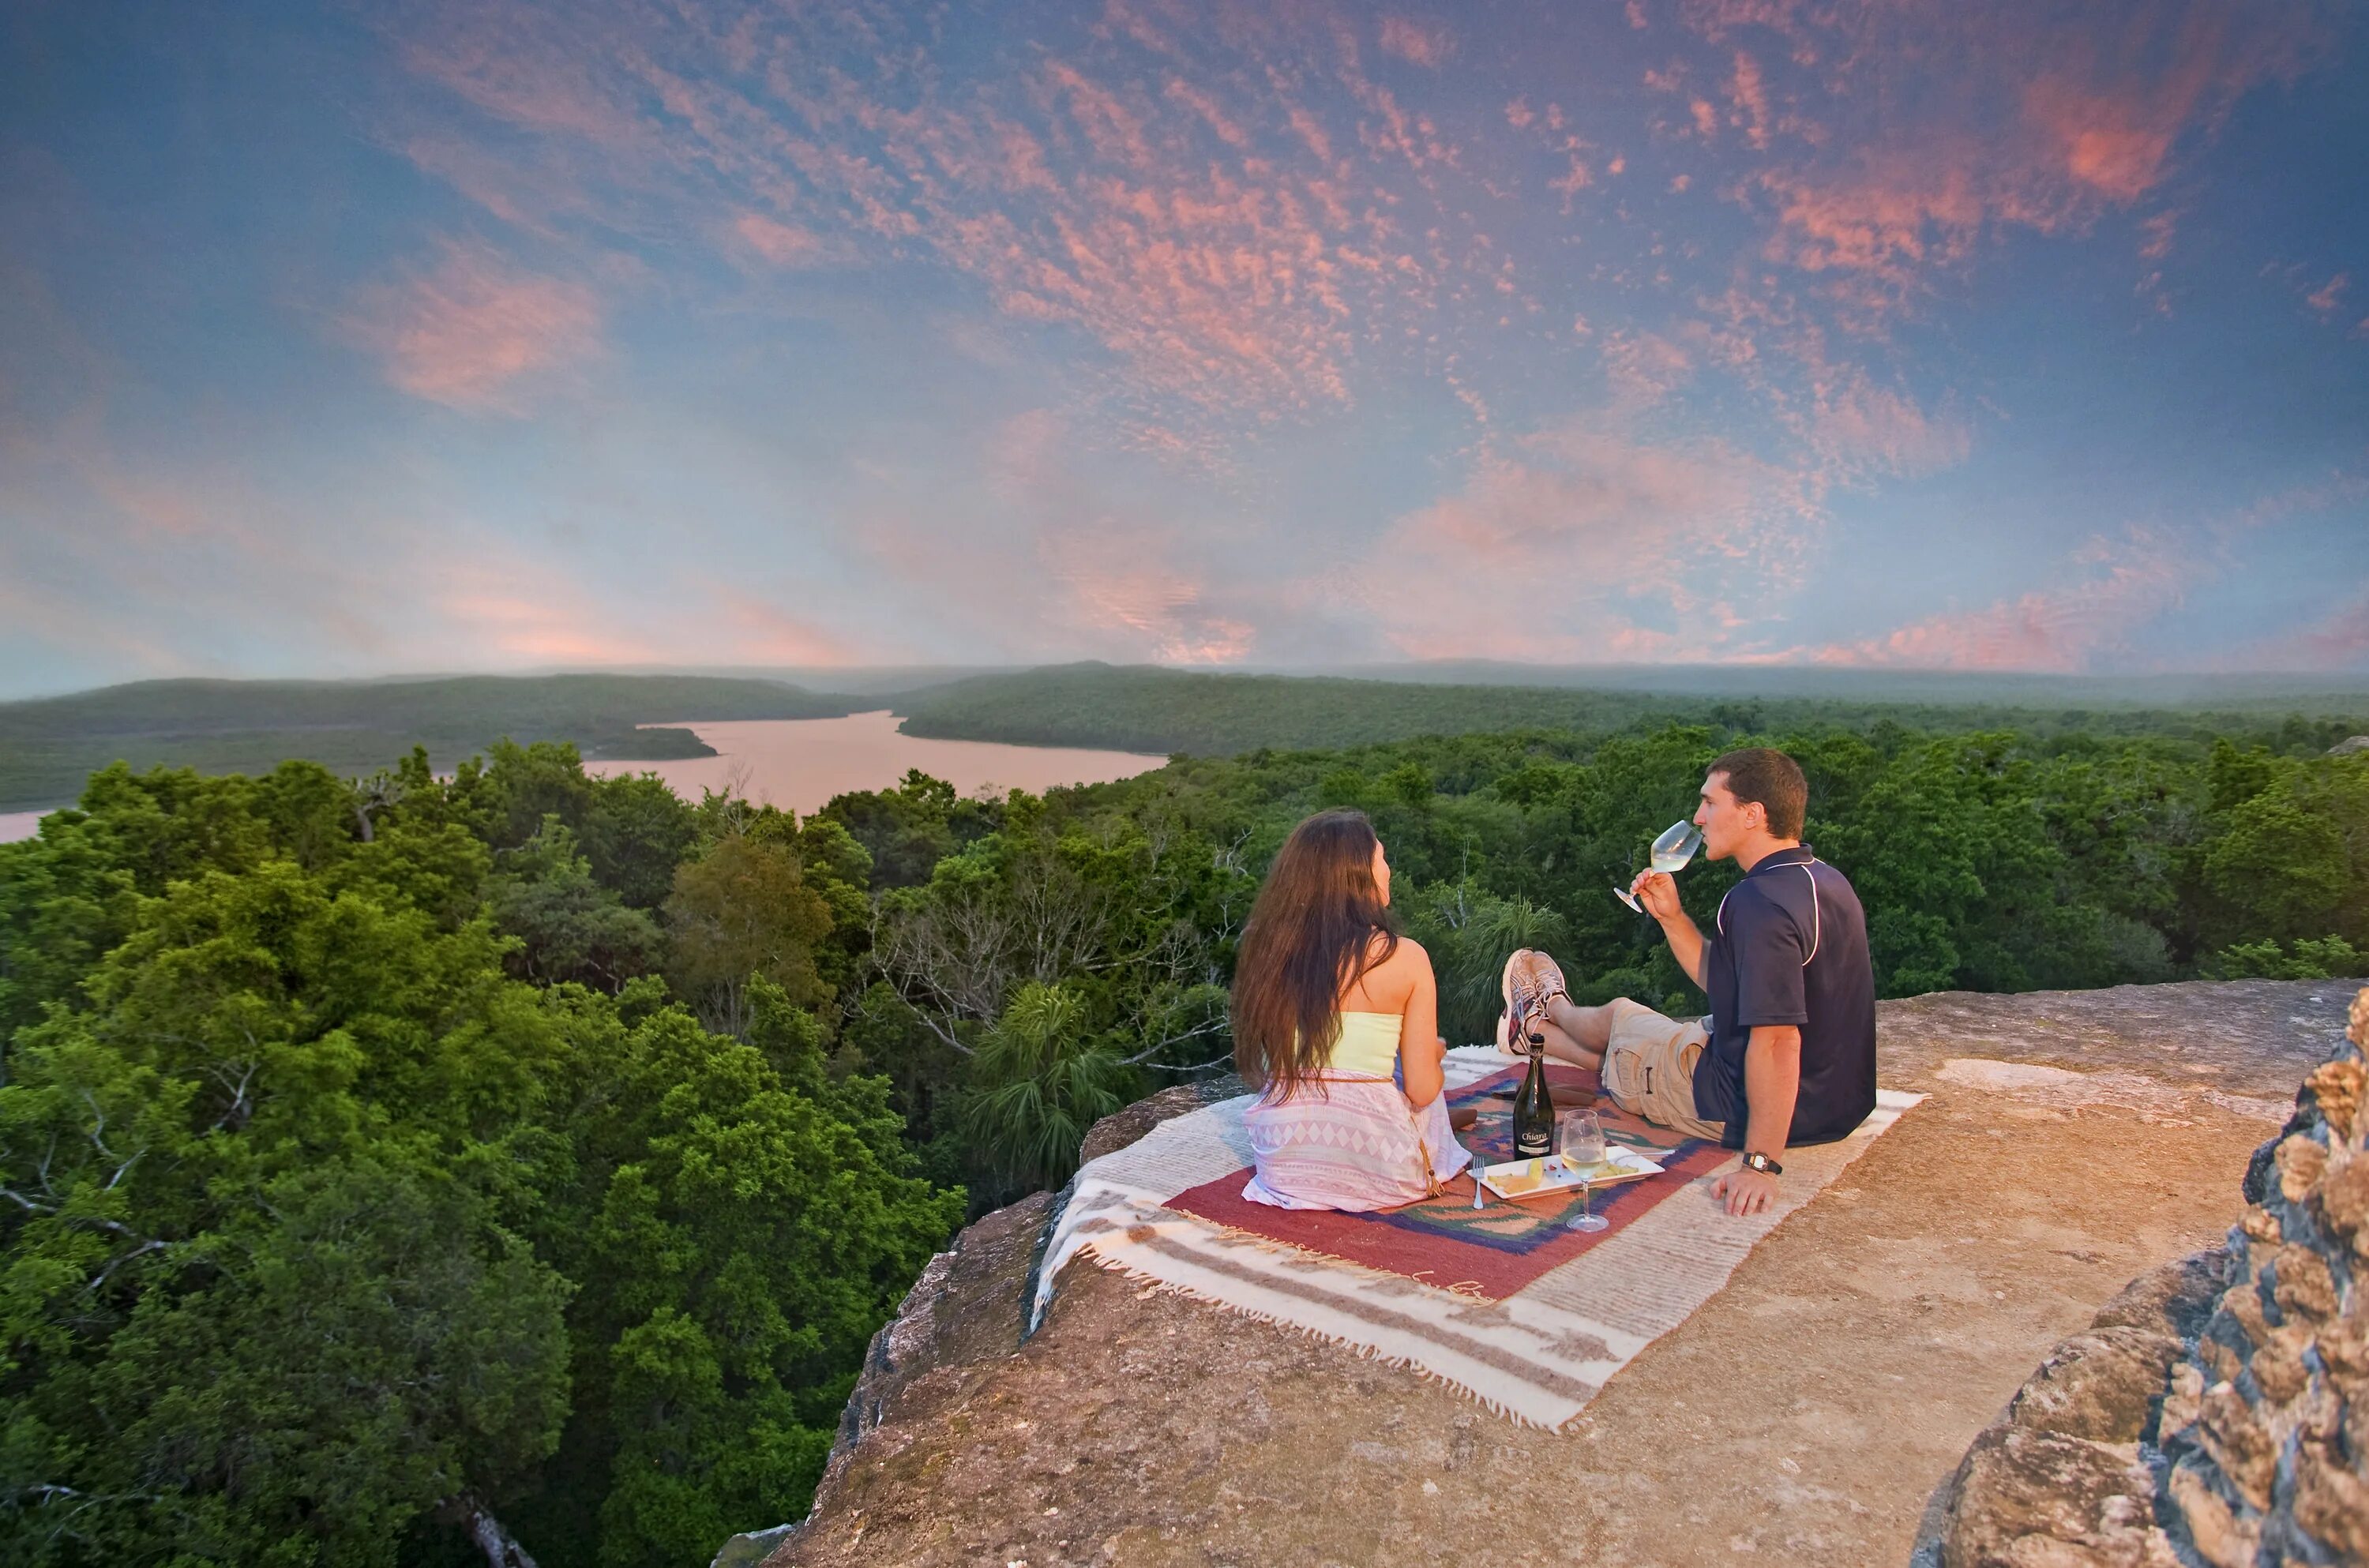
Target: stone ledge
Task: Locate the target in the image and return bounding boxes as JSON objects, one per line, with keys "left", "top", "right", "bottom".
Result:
{"left": 1928, "top": 987, "right": 2367, "bottom": 1568}
{"left": 740, "top": 980, "right": 2354, "bottom": 1568}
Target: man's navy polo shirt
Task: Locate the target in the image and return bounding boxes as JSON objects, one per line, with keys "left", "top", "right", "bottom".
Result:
{"left": 1690, "top": 845, "right": 1878, "bottom": 1149}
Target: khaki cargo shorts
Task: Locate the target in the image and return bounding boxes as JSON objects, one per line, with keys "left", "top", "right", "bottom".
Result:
{"left": 1598, "top": 998, "right": 1727, "bottom": 1142}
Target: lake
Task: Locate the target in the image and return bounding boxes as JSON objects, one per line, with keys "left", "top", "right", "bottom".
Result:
{"left": 584, "top": 711, "right": 1169, "bottom": 814}
{"left": 0, "top": 714, "right": 1170, "bottom": 844}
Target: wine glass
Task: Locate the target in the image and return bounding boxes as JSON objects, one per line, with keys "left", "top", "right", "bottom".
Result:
{"left": 1559, "top": 1109, "right": 1609, "bottom": 1233}
{"left": 1612, "top": 820, "right": 1705, "bottom": 912}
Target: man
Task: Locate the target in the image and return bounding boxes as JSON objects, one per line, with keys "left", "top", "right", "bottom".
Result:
{"left": 1504, "top": 748, "right": 1877, "bottom": 1217}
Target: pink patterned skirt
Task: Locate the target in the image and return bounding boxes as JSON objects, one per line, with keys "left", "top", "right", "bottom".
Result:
{"left": 1241, "top": 1074, "right": 1474, "bottom": 1212}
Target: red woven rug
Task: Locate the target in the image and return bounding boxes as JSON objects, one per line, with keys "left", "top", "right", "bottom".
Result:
{"left": 1166, "top": 1060, "right": 1730, "bottom": 1299}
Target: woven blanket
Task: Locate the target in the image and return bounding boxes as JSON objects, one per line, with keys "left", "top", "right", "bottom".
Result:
{"left": 1174, "top": 1057, "right": 1728, "bottom": 1297}
{"left": 1031, "top": 1047, "right": 1922, "bottom": 1429}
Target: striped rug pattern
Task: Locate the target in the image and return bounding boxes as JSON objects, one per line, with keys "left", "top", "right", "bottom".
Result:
{"left": 1029, "top": 1047, "right": 1923, "bottom": 1429}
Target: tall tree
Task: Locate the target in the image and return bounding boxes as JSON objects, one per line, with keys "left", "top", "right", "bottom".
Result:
{"left": 663, "top": 835, "right": 832, "bottom": 1037}
{"left": 0, "top": 861, "right": 573, "bottom": 1566}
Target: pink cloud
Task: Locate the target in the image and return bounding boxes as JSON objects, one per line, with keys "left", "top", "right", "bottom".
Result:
{"left": 344, "top": 240, "right": 601, "bottom": 414}
{"left": 733, "top": 212, "right": 824, "bottom": 265}
{"left": 2307, "top": 272, "right": 2349, "bottom": 316}
{"left": 1799, "top": 533, "right": 2190, "bottom": 672}
{"left": 709, "top": 587, "right": 858, "bottom": 664}
{"left": 1046, "top": 525, "right": 1256, "bottom": 663}
{"left": 1045, "top": 60, "right": 1156, "bottom": 170}
{"left": 365, "top": 0, "right": 2319, "bottom": 574}
{"left": 847, "top": 407, "right": 1260, "bottom": 663}
{"left": 1810, "top": 378, "right": 1969, "bottom": 480}
{"left": 1362, "top": 422, "right": 1820, "bottom": 661}
{"left": 1728, "top": 52, "right": 1771, "bottom": 150}
{"left": 396, "top": 9, "right": 1468, "bottom": 428}
{"left": 2295, "top": 591, "right": 2369, "bottom": 665}
{"left": 1284, "top": 99, "right": 1336, "bottom": 164}
{"left": 1754, "top": 157, "right": 1991, "bottom": 284}
{"left": 1600, "top": 329, "right": 1693, "bottom": 409}
{"left": 396, "top": 10, "right": 644, "bottom": 146}
{"left": 1721, "top": 0, "right": 2315, "bottom": 313}
{"left": 2021, "top": 6, "right": 2308, "bottom": 204}
{"left": 2025, "top": 82, "right": 2189, "bottom": 203}
{"left": 1164, "top": 78, "right": 1251, "bottom": 149}
{"left": 1377, "top": 17, "right": 1453, "bottom": 69}
{"left": 1549, "top": 153, "right": 1594, "bottom": 208}
{"left": 396, "top": 135, "right": 584, "bottom": 238}
{"left": 433, "top": 556, "right": 657, "bottom": 664}
{"left": 1695, "top": 283, "right": 1973, "bottom": 488}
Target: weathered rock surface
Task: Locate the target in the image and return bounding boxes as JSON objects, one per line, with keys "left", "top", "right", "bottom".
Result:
{"left": 1931, "top": 988, "right": 2369, "bottom": 1568}
{"left": 743, "top": 981, "right": 2355, "bottom": 1567}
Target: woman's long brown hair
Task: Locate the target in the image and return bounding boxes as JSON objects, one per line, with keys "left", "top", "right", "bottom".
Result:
{"left": 1230, "top": 809, "right": 1398, "bottom": 1098}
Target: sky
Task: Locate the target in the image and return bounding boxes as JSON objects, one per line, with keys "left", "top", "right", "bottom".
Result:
{"left": 2, "top": 0, "right": 2366, "bottom": 699}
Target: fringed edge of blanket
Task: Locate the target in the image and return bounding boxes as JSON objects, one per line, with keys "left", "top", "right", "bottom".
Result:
{"left": 1061, "top": 1244, "right": 1582, "bottom": 1433}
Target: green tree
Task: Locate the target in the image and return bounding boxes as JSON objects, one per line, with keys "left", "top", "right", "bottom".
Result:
{"left": 580, "top": 773, "right": 698, "bottom": 911}
{"left": 535, "top": 985, "right": 962, "bottom": 1568}
{"left": 2206, "top": 936, "right": 2368, "bottom": 981}
{"left": 961, "top": 982, "right": 1130, "bottom": 1192}
{"left": 482, "top": 740, "right": 598, "bottom": 851}
{"left": 663, "top": 835, "right": 833, "bottom": 1036}
{"left": 0, "top": 861, "right": 572, "bottom": 1566}
{"left": 2202, "top": 793, "right": 2347, "bottom": 945}
{"left": 484, "top": 817, "right": 664, "bottom": 992}
{"left": 818, "top": 771, "right": 1001, "bottom": 889}
{"left": 1399, "top": 881, "right": 1570, "bottom": 1045}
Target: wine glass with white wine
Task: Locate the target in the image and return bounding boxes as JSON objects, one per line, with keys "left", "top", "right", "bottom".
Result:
{"left": 1612, "top": 820, "right": 1705, "bottom": 912}
{"left": 1559, "top": 1108, "right": 1609, "bottom": 1233}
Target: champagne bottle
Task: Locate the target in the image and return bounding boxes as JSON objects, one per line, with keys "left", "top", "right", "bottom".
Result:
{"left": 1511, "top": 1030, "right": 1554, "bottom": 1159}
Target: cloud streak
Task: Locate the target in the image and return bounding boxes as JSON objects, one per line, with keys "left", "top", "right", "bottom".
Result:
{"left": 1361, "top": 416, "right": 1820, "bottom": 662}
{"left": 344, "top": 239, "right": 602, "bottom": 414}
{"left": 1794, "top": 532, "right": 2194, "bottom": 673}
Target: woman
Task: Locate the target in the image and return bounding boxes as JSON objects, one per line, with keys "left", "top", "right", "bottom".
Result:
{"left": 1230, "top": 809, "right": 1471, "bottom": 1210}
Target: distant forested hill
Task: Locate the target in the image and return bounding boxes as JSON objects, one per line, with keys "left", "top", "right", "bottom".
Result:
{"left": 891, "top": 662, "right": 2369, "bottom": 758}
{"left": 0, "top": 674, "right": 863, "bottom": 810}
{"left": 1307, "top": 661, "right": 2369, "bottom": 711}
{"left": 9, "top": 663, "right": 2363, "bottom": 814}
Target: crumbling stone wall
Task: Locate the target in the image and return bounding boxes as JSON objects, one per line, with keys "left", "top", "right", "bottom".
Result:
{"left": 1934, "top": 988, "right": 2369, "bottom": 1566}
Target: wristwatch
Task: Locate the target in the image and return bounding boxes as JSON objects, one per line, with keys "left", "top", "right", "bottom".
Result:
{"left": 1740, "top": 1151, "right": 1783, "bottom": 1176}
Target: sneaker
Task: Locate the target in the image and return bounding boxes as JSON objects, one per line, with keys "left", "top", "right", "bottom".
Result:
{"left": 1498, "top": 947, "right": 1530, "bottom": 1015}
{"left": 1522, "top": 949, "right": 1569, "bottom": 1010}
{"left": 1496, "top": 1003, "right": 1553, "bottom": 1054}
{"left": 1498, "top": 948, "right": 1568, "bottom": 1021}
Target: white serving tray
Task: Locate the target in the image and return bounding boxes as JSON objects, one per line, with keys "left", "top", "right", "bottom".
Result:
{"left": 1475, "top": 1146, "right": 1664, "bottom": 1201}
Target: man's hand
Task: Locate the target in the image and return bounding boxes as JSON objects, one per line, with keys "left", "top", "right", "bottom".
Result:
{"left": 1710, "top": 1165, "right": 1780, "bottom": 1217}
{"left": 1629, "top": 868, "right": 1682, "bottom": 921}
